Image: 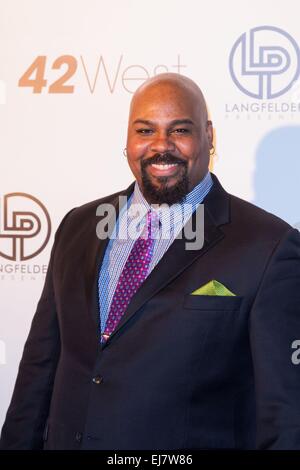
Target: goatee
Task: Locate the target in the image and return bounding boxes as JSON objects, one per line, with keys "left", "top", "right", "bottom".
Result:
{"left": 140, "top": 153, "right": 189, "bottom": 205}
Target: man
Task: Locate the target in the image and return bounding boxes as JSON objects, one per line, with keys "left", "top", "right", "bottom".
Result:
{"left": 1, "top": 73, "right": 300, "bottom": 450}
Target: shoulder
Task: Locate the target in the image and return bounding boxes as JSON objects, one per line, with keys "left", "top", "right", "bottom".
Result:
{"left": 208, "top": 173, "right": 292, "bottom": 241}
{"left": 72, "top": 189, "right": 126, "bottom": 217}
{"left": 229, "top": 193, "right": 293, "bottom": 241}
{"left": 55, "top": 184, "right": 134, "bottom": 236}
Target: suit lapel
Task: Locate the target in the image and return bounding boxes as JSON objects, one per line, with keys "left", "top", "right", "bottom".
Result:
{"left": 101, "top": 173, "right": 231, "bottom": 346}
{"left": 84, "top": 182, "right": 135, "bottom": 338}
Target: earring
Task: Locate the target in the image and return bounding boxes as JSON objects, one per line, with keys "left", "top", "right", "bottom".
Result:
{"left": 209, "top": 145, "right": 215, "bottom": 157}
{"left": 123, "top": 148, "right": 127, "bottom": 157}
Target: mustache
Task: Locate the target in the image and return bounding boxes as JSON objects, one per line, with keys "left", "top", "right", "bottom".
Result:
{"left": 141, "top": 153, "right": 187, "bottom": 168}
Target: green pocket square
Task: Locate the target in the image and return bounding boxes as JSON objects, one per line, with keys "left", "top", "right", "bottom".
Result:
{"left": 191, "top": 280, "right": 236, "bottom": 296}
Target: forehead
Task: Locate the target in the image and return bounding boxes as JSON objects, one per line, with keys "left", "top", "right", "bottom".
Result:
{"left": 129, "top": 82, "right": 201, "bottom": 123}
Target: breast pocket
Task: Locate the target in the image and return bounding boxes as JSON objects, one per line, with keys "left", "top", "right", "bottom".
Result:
{"left": 183, "top": 294, "right": 243, "bottom": 311}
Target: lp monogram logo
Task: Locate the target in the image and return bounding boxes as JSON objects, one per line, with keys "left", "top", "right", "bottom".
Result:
{"left": 229, "top": 26, "right": 300, "bottom": 99}
{"left": 0, "top": 193, "right": 51, "bottom": 261}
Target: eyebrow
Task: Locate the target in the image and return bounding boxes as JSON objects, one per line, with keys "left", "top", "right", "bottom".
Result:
{"left": 132, "top": 119, "right": 195, "bottom": 127}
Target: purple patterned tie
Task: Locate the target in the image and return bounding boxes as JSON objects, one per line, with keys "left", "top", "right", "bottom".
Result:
{"left": 101, "top": 210, "right": 159, "bottom": 343}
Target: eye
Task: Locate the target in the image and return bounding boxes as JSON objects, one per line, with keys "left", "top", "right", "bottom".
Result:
{"left": 136, "top": 128, "right": 153, "bottom": 135}
{"left": 172, "top": 128, "right": 190, "bottom": 134}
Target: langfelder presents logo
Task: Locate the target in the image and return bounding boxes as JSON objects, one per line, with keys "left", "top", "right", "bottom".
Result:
{"left": 0, "top": 193, "right": 51, "bottom": 280}
{"left": 226, "top": 26, "right": 300, "bottom": 119}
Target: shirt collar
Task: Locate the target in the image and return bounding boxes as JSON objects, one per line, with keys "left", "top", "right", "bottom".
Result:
{"left": 132, "top": 171, "right": 213, "bottom": 210}
{"left": 129, "top": 171, "right": 213, "bottom": 230}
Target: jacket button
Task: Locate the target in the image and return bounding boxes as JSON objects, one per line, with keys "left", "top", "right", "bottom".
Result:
{"left": 75, "top": 431, "right": 82, "bottom": 443}
{"left": 92, "top": 376, "right": 103, "bottom": 385}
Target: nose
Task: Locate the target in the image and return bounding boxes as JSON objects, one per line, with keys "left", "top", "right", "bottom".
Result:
{"left": 150, "top": 133, "right": 175, "bottom": 154}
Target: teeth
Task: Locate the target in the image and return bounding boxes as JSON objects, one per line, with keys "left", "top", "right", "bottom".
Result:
{"left": 151, "top": 163, "right": 178, "bottom": 169}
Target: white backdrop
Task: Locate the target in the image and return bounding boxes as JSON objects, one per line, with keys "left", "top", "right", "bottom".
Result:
{"left": 1, "top": 0, "right": 300, "bottom": 428}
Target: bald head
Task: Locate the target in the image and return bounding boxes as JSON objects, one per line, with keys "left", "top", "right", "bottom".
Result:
{"left": 126, "top": 73, "right": 213, "bottom": 204}
{"left": 129, "top": 73, "right": 208, "bottom": 128}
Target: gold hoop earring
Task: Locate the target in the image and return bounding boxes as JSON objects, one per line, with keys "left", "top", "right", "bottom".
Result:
{"left": 123, "top": 148, "right": 127, "bottom": 157}
{"left": 209, "top": 145, "right": 215, "bottom": 157}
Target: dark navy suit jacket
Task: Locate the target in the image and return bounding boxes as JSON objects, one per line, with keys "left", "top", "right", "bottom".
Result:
{"left": 1, "top": 174, "right": 300, "bottom": 449}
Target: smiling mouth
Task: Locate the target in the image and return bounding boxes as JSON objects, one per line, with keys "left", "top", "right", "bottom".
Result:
{"left": 151, "top": 163, "right": 179, "bottom": 170}
{"left": 147, "top": 162, "right": 184, "bottom": 177}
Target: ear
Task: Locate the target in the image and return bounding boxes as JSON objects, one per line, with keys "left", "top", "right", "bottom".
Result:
{"left": 206, "top": 120, "right": 213, "bottom": 148}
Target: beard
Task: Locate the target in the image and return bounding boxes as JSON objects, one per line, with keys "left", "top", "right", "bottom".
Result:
{"left": 140, "top": 153, "right": 189, "bottom": 205}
